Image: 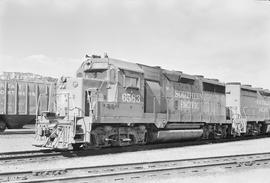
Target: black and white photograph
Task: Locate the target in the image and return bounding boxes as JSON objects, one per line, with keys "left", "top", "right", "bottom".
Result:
{"left": 0, "top": 0, "right": 270, "bottom": 182}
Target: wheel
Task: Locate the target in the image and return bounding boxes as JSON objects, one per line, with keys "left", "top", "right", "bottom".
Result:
{"left": 0, "top": 121, "right": 6, "bottom": 132}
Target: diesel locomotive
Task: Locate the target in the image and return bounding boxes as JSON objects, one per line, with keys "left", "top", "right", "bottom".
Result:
{"left": 33, "top": 55, "right": 270, "bottom": 149}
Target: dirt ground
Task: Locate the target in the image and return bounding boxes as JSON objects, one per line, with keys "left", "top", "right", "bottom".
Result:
{"left": 147, "top": 168, "right": 270, "bottom": 183}
{"left": 0, "top": 134, "right": 39, "bottom": 152}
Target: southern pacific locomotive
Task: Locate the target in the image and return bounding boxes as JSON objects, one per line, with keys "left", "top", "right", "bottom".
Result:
{"left": 33, "top": 55, "right": 270, "bottom": 149}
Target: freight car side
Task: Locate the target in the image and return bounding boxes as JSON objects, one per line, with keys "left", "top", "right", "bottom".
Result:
{"left": 0, "top": 79, "right": 56, "bottom": 132}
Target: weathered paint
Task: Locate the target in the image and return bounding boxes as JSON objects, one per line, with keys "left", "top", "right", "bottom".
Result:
{"left": 57, "top": 58, "right": 227, "bottom": 127}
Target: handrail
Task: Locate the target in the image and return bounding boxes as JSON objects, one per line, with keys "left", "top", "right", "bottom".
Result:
{"left": 35, "top": 93, "right": 48, "bottom": 127}
{"left": 68, "top": 107, "right": 87, "bottom": 137}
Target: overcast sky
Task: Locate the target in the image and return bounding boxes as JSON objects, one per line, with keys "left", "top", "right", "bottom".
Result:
{"left": 0, "top": 0, "right": 269, "bottom": 88}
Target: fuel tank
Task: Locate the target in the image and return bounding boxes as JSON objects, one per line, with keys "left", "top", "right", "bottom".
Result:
{"left": 154, "top": 129, "right": 203, "bottom": 142}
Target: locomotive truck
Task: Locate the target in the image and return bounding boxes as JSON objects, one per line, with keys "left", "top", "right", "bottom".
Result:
{"left": 33, "top": 55, "right": 270, "bottom": 149}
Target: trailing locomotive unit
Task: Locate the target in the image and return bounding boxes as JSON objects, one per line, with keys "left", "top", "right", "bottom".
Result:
{"left": 33, "top": 55, "right": 270, "bottom": 149}
{"left": 226, "top": 83, "right": 270, "bottom": 136}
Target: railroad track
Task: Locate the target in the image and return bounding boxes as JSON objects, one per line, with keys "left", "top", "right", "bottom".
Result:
{"left": 1, "top": 135, "right": 269, "bottom": 165}
{"left": 0, "top": 129, "right": 35, "bottom": 135}
{"left": 1, "top": 152, "right": 270, "bottom": 182}
{"left": 0, "top": 150, "right": 64, "bottom": 165}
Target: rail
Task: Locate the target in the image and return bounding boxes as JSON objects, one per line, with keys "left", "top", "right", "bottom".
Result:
{"left": 1, "top": 152, "right": 270, "bottom": 182}
{"left": 0, "top": 150, "right": 63, "bottom": 166}
{"left": 2, "top": 134, "right": 269, "bottom": 166}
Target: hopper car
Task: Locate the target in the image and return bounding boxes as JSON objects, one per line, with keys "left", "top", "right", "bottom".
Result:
{"left": 0, "top": 79, "right": 56, "bottom": 132}
{"left": 33, "top": 55, "right": 270, "bottom": 149}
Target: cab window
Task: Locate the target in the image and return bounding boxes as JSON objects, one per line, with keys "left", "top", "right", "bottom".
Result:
{"left": 86, "top": 70, "right": 107, "bottom": 80}
{"left": 125, "top": 76, "right": 139, "bottom": 88}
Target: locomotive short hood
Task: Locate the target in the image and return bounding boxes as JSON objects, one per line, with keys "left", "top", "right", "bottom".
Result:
{"left": 76, "top": 57, "right": 144, "bottom": 78}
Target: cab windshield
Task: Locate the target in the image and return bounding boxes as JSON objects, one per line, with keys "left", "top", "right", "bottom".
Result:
{"left": 85, "top": 69, "right": 107, "bottom": 80}
{"left": 85, "top": 62, "right": 108, "bottom": 80}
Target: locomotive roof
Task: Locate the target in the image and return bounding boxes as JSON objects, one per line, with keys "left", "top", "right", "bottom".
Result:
{"left": 200, "top": 78, "right": 225, "bottom": 86}
{"left": 226, "top": 82, "right": 259, "bottom": 91}
{"left": 162, "top": 69, "right": 196, "bottom": 81}
{"left": 94, "top": 58, "right": 144, "bottom": 73}
{"left": 240, "top": 85, "right": 257, "bottom": 91}
{"left": 260, "top": 89, "right": 270, "bottom": 96}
